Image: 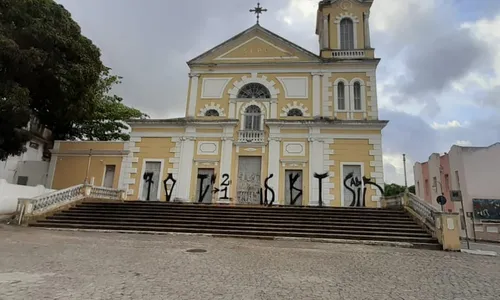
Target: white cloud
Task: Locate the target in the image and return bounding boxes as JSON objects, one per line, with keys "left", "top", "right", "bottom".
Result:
{"left": 456, "top": 140, "right": 472, "bottom": 146}
{"left": 277, "top": 0, "right": 317, "bottom": 26}
{"left": 383, "top": 153, "right": 414, "bottom": 186}
{"left": 430, "top": 120, "right": 466, "bottom": 130}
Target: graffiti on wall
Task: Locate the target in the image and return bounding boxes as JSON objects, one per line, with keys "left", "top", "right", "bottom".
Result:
{"left": 288, "top": 172, "right": 303, "bottom": 205}
{"left": 143, "top": 172, "right": 154, "bottom": 201}
{"left": 162, "top": 173, "right": 177, "bottom": 202}
{"left": 259, "top": 174, "right": 275, "bottom": 206}
{"left": 343, "top": 172, "right": 384, "bottom": 207}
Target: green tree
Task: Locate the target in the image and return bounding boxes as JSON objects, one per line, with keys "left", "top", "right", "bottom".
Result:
{"left": 408, "top": 185, "right": 415, "bottom": 194}
{"left": 0, "top": 0, "right": 146, "bottom": 158}
{"left": 384, "top": 183, "right": 406, "bottom": 197}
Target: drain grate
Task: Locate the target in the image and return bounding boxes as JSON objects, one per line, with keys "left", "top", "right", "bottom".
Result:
{"left": 186, "top": 248, "right": 207, "bottom": 253}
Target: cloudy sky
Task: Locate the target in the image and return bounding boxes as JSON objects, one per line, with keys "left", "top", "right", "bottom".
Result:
{"left": 55, "top": 0, "right": 500, "bottom": 185}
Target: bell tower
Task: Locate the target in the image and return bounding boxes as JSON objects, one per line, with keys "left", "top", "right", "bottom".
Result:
{"left": 315, "top": 0, "right": 375, "bottom": 59}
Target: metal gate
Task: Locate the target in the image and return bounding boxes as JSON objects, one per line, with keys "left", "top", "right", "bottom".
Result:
{"left": 236, "top": 156, "right": 262, "bottom": 204}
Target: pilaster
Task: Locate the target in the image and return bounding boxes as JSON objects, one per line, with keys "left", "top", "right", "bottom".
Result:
{"left": 218, "top": 126, "right": 235, "bottom": 203}
{"left": 312, "top": 72, "right": 322, "bottom": 117}
{"left": 270, "top": 99, "right": 278, "bottom": 119}
{"left": 187, "top": 73, "right": 200, "bottom": 117}
{"left": 364, "top": 12, "right": 371, "bottom": 48}
{"left": 176, "top": 128, "right": 196, "bottom": 201}
{"left": 321, "top": 72, "right": 332, "bottom": 116}
{"left": 268, "top": 136, "right": 281, "bottom": 205}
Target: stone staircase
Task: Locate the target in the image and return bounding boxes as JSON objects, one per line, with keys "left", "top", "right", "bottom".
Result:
{"left": 28, "top": 201, "right": 441, "bottom": 250}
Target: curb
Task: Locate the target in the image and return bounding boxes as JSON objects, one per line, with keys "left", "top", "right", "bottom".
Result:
{"left": 41, "top": 227, "right": 417, "bottom": 248}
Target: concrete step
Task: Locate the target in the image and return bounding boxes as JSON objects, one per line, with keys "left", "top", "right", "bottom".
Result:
{"left": 47, "top": 214, "right": 423, "bottom": 228}
{"left": 30, "top": 222, "right": 438, "bottom": 244}
{"left": 42, "top": 216, "right": 427, "bottom": 234}
{"left": 67, "top": 207, "right": 413, "bottom": 220}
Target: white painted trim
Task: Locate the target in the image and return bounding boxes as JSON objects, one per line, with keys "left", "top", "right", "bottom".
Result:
{"left": 134, "top": 132, "right": 383, "bottom": 140}
{"left": 197, "top": 102, "right": 226, "bottom": 117}
{"left": 228, "top": 73, "right": 279, "bottom": 99}
{"left": 340, "top": 162, "right": 364, "bottom": 207}
{"left": 192, "top": 68, "right": 376, "bottom": 74}
{"left": 333, "top": 78, "right": 350, "bottom": 115}
{"left": 312, "top": 73, "right": 322, "bottom": 116}
{"left": 214, "top": 36, "right": 298, "bottom": 60}
{"left": 200, "top": 78, "right": 232, "bottom": 99}
{"left": 349, "top": 78, "right": 366, "bottom": 119}
{"left": 46, "top": 141, "right": 60, "bottom": 188}
{"left": 239, "top": 100, "right": 267, "bottom": 131}
{"left": 321, "top": 72, "right": 332, "bottom": 116}
{"left": 187, "top": 74, "right": 200, "bottom": 117}
{"left": 137, "top": 159, "right": 165, "bottom": 201}
{"left": 280, "top": 101, "right": 310, "bottom": 117}
{"left": 276, "top": 77, "right": 309, "bottom": 99}
{"left": 335, "top": 14, "right": 359, "bottom": 49}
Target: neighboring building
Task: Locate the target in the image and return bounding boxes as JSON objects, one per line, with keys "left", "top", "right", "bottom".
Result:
{"left": 414, "top": 142, "right": 500, "bottom": 242}
{"left": 0, "top": 118, "right": 52, "bottom": 187}
{"left": 48, "top": 0, "right": 388, "bottom": 207}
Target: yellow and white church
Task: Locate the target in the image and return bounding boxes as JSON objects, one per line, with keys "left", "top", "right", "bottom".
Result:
{"left": 48, "top": 0, "right": 387, "bottom": 208}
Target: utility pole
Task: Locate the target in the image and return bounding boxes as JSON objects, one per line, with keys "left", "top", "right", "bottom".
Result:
{"left": 403, "top": 154, "right": 408, "bottom": 188}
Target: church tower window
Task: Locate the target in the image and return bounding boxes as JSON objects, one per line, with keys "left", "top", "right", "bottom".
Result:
{"left": 337, "top": 82, "right": 346, "bottom": 110}
{"left": 237, "top": 83, "right": 271, "bottom": 99}
{"left": 204, "top": 109, "right": 220, "bottom": 117}
{"left": 353, "top": 82, "right": 362, "bottom": 110}
{"left": 287, "top": 108, "right": 303, "bottom": 117}
{"left": 243, "top": 105, "right": 262, "bottom": 130}
{"left": 340, "top": 18, "right": 354, "bottom": 50}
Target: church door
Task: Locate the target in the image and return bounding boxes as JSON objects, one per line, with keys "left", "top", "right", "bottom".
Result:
{"left": 141, "top": 162, "right": 161, "bottom": 201}
{"left": 342, "top": 164, "right": 364, "bottom": 207}
{"left": 236, "top": 156, "right": 262, "bottom": 204}
{"left": 285, "top": 170, "right": 303, "bottom": 206}
{"left": 195, "top": 168, "right": 215, "bottom": 203}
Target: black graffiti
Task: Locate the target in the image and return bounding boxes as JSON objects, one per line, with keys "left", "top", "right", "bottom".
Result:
{"left": 259, "top": 174, "right": 275, "bottom": 206}
{"left": 343, "top": 173, "right": 385, "bottom": 207}
{"left": 143, "top": 172, "right": 154, "bottom": 201}
{"left": 314, "top": 172, "right": 329, "bottom": 207}
{"left": 213, "top": 173, "right": 230, "bottom": 200}
{"left": 197, "top": 173, "right": 217, "bottom": 203}
{"left": 288, "top": 172, "right": 303, "bottom": 205}
{"left": 162, "top": 173, "right": 177, "bottom": 202}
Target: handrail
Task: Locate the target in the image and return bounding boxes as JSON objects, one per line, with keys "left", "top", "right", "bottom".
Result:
{"left": 407, "top": 192, "right": 438, "bottom": 232}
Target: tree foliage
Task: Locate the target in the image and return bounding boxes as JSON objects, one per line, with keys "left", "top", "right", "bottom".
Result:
{"left": 0, "top": 0, "right": 146, "bottom": 158}
{"left": 383, "top": 183, "right": 416, "bottom": 197}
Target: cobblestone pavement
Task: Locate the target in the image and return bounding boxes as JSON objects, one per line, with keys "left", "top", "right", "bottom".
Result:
{"left": 0, "top": 226, "right": 499, "bottom": 300}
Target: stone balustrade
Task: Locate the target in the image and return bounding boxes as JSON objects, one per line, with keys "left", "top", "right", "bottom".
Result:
{"left": 17, "top": 184, "right": 125, "bottom": 224}
{"left": 331, "top": 50, "right": 366, "bottom": 59}
{"left": 238, "top": 130, "right": 265, "bottom": 143}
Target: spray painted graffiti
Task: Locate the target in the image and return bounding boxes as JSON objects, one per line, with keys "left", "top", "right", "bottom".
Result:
{"left": 343, "top": 172, "right": 384, "bottom": 207}
{"left": 259, "top": 174, "right": 276, "bottom": 206}
{"left": 196, "top": 173, "right": 217, "bottom": 203}
{"left": 213, "top": 174, "right": 231, "bottom": 200}
{"left": 143, "top": 172, "right": 154, "bottom": 201}
{"left": 314, "top": 172, "right": 329, "bottom": 207}
{"left": 162, "top": 173, "right": 177, "bottom": 202}
{"left": 287, "top": 172, "right": 303, "bottom": 205}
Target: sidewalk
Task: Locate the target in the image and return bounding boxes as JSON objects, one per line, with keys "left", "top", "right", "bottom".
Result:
{"left": 461, "top": 240, "right": 499, "bottom": 257}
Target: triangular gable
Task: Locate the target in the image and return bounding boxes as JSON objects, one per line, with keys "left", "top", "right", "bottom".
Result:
{"left": 188, "top": 24, "right": 320, "bottom": 65}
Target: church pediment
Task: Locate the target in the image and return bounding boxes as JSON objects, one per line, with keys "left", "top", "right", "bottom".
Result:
{"left": 188, "top": 25, "right": 320, "bottom": 65}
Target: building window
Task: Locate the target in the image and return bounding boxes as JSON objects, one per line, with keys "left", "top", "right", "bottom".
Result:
{"left": 353, "top": 82, "right": 362, "bottom": 110}
{"left": 424, "top": 179, "right": 429, "bottom": 196}
{"left": 204, "top": 109, "right": 219, "bottom": 117}
{"left": 455, "top": 170, "right": 460, "bottom": 189}
{"left": 237, "top": 83, "right": 271, "bottom": 99}
{"left": 340, "top": 18, "right": 354, "bottom": 50}
{"left": 29, "top": 142, "right": 39, "bottom": 150}
{"left": 287, "top": 108, "right": 303, "bottom": 117}
{"left": 244, "top": 105, "right": 262, "bottom": 130}
{"left": 417, "top": 181, "right": 420, "bottom": 197}
{"left": 444, "top": 174, "right": 450, "bottom": 192}
{"left": 337, "top": 82, "right": 346, "bottom": 110}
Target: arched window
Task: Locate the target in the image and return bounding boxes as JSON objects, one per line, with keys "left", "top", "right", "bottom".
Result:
{"left": 244, "top": 105, "right": 261, "bottom": 130}
{"left": 237, "top": 83, "right": 271, "bottom": 99}
{"left": 204, "top": 109, "right": 220, "bottom": 117}
{"left": 340, "top": 18, "right": 354, "bottom": 50}
{"left": 337, "top": 82, "right": 346, "bottom": 110}
{"left": 353, "top": 82, "right": 362, "bottom": 110}
{"left": 287, "top": 108, "right": 303, "bottom": 117}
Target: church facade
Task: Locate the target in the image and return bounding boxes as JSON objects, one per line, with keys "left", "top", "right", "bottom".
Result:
{"left": 48, "top": 0, "right": 388, "bottom": 207}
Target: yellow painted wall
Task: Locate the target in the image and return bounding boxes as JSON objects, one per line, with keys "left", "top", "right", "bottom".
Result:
{"left": 329, "top": 138, "right": 377, "bottom": 208}
{"left": 52, "top": 142, "right": 125, "bottom": 190}
{"left": 130, "top": 137, "right": 177, "bottom": 201}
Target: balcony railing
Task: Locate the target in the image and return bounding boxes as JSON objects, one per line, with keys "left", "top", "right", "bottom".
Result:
{"left": 238, "top": 130, "right": 265, "bottom": 143}
{"left": 332, "top": 50, "right": 366, "bottom": 59}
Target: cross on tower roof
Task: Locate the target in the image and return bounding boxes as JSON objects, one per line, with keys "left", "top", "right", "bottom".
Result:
{"left": 250, "top": 2, "right": 267, "bottom": 25}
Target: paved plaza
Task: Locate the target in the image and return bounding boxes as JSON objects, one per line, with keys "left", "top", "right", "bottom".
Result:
{"left": 0, "top": 225, "right": 499, "bottom": 300}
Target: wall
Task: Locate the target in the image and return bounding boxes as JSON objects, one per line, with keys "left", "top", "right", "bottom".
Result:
{"left": 0, "top": 140, "right": 47, "bottom": 184}
{"left": 439, "top": 154, "right": 454, "bottom": 212}
{"left": 14, "top": 161, "right": 50, "bottom": 187}
{"left": 413, "top": 162, "right": 423, "bottom": 198}
{"left": 0, "top": 179, "right": 55, "bottom": 219}
{"left": 50, "top": 141, "right": 126, "bottom": 190}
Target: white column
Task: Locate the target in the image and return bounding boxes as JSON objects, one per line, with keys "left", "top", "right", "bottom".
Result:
{"left": 312, "top": 73, "right": 322, "bottom": 117}
{"left": 364, "top": 12, "right": 371, "bottom": 48}
{"left": 308, "top": 138, "right": 325, "bottom": 206}
{"left": 322, "top": 15, "right": 329, "bottom": 49}
{"left": 270, "top": 99, "right": 278, "bottom": 118}
{"left": 187, "top": 73, "right": 200, "bottom": 117}
{"left": 176, "top": 136, "right": 195, "bottom": 201}
{"left": 267, "top": 137, "right": 281, "bottom": 205}
{"left": 218, "top": 137, "right": 233, "bottom": 203}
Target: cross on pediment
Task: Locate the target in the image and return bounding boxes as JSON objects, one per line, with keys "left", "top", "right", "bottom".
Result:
{"left": 250, "top": 2, "right": 267, "bottom": 25}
